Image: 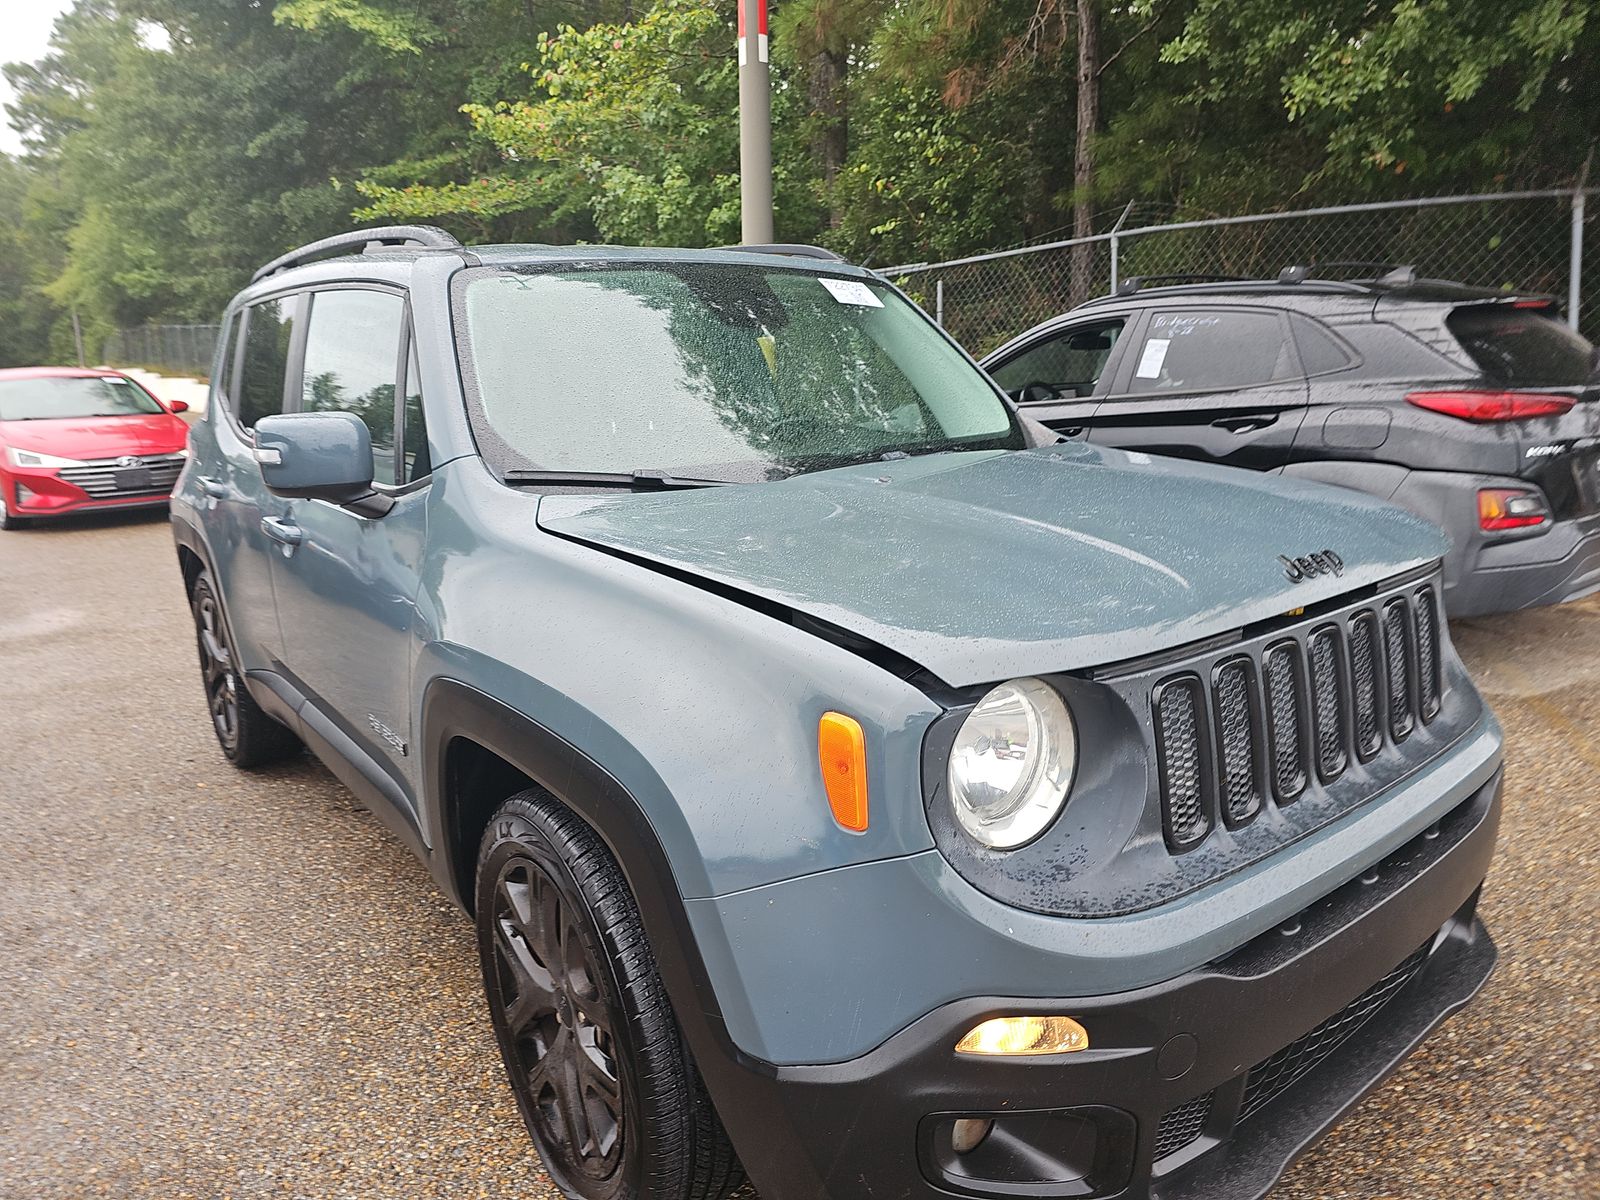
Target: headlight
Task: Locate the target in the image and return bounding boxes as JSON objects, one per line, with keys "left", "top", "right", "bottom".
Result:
{"left": 948, "top": 677, "right": 1075, "bottom": 848}
{"left": 5, "top": 446, "right": 85, "bottom": 469}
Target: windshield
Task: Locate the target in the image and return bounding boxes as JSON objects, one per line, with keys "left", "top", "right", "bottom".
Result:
{"left": 1446, "top": 306, "right": 1598, "bottom": 386}
{"left": 0, "top": 375, "right": 165, "bottom": 421}
{"left": 456, "top": 263, "right": 1023, "bottom": 480}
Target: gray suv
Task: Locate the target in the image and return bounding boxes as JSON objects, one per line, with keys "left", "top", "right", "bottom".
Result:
{"left": 172, "top": 227, "right": 1505, "bottom": 1200}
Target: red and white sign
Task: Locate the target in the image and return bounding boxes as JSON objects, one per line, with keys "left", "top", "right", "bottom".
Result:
{"left": 738, "top": 0, "right": 769, "bottom": 65}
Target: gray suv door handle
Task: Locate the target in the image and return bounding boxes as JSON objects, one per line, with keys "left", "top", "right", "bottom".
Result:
{"left": 197, "top": 476, "right": 228, "bottom": 498}
{"left": 260, "top": 516, "right": 304, "bottom": 547}
{"left": 1212, "top": 414, "right": 1277, "bottom": 433}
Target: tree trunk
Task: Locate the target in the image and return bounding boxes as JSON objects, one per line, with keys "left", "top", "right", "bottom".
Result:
{"left": 1069, "top": 0, "right": 1099, "bottom": 305}
{"left": 810, "top": 48, "right": 848, "bottom": 229}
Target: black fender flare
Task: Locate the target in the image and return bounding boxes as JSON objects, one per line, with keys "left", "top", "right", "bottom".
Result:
{"left": 417, "top": 679, "right": 811, "bottom": 1177}
{"left": 170, "top": 508, "right": 217, "bottom": 596}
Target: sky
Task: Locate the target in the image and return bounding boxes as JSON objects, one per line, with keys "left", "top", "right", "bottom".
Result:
{"left": 0, "top": 0, "right": 79, "bottom": 156}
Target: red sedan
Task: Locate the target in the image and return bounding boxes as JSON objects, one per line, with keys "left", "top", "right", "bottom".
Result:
{"left": 0, "top": 366, "right": 192, "bottom": 530}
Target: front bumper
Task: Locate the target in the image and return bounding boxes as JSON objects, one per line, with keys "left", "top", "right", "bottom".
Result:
{"left": 4, "top": 460, "right": 182, "bottom": 518}
{"left": 702, "top": 771, "right": 1500, "bottom": 1200}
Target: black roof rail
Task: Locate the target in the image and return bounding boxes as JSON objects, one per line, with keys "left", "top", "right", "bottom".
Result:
{"left": 721, "top": 243, "right": 846, "bottom": 262}
{"left": 1113, "top": 273, "right": 1246, "bottom": 296}
{"left": 250, "top": 225, "right": 466, "bottom": 283}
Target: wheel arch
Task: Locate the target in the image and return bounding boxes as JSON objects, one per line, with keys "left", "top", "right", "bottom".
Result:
{"left": 171, "top": 512, "right": 214, "bottom": 600}
{"left": 420, "top": 680, "right": 726, "bottom": 1022}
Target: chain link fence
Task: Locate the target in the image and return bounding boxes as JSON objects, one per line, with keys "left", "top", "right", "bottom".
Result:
{"left": 888, "top": 189, "right": 1596, "bottom": 356}
{"left": 101, "top": 324, "right": 221, "bottom": 379}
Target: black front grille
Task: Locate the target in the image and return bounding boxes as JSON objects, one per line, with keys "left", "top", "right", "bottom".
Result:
{"left": 1416, "top": 587, "right": 1442, "bottom": 720}
{"left": 1307, "top": 627, "right": 1347, "bottom": 781}
{"left": 1348, "top": 613, "right": 1382, "bottom": 760}
{"left": 1383, "top": 600, "right": 1415, "bottom": 742}
{"left": 1154, "top": 679, "right": 1210, "bottom": 848}
{"left": 1263, "top": 643, "right": 1306, "bottom": 802}
{"left": 1154, "top": 1089, "right": 1214, "bottom": 1161}
{"left": 1151, "top": 582, "right": 1444, "bottom": 852}
{"left": 1212, "top": 659, "right": 1261, "bottom": 825}
{"left": 1239, "top": 940, "right": 1432, "bottom": 1120}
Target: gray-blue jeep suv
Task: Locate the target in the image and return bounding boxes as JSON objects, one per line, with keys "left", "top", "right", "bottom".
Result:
{"left": 171, "top": 226, "right": 1504, "bottom": 1200}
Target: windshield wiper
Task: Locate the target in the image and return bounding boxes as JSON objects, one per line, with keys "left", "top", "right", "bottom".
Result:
{"left": 502, "top": 469, "right": 733, "bottom": 491}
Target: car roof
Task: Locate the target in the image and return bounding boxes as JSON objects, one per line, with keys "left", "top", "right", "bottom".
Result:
{"left": 0, "top": 366, "right": 127, "bottom": 381}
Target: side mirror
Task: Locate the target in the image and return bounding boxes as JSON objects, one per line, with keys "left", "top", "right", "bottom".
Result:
{"left": 166, "top": 399, "right": 190, "bottom": 414}
{"left": 254, "top": 412, "right": 391, "bottom": 514}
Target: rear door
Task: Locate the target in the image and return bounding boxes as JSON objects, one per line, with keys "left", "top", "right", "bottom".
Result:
{"left": 203, "top": 294, "right": 301, "bottom": 668}
{"left": 265, "top": 287, "right": 432, "bottom": 813}
{"left": 982, "top": 314, "right": 1131, "bottom": 439}
{"left": 1085, "top": 306, "right": 1311, "bottom": 471}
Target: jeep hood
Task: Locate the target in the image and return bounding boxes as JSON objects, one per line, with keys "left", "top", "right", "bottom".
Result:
{"left": 537, "top": 446, "right": 1448, "bottom": 687}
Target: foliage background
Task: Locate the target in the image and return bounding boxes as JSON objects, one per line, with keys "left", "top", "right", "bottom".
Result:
{"left": 2, "top": 0, "right": 1596, "bottom": 366}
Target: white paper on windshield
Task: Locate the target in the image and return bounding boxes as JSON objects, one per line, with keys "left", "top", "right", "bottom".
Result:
{"left": 819, "top": 277, "right": 884, "bottom": 307}
{"left": 106, "top": 376, "right": 131, "bottom": 385}
{"left": 1135, "top": 338, "right": 1171, "bottom": 378}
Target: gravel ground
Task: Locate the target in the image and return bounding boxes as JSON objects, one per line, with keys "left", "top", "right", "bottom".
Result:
{"left": 0, "top": 511, "right": 1595, "bottom": 1199}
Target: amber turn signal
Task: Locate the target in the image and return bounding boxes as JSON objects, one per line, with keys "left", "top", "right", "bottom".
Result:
{"left": 955, "top": 1015, "right": 1089, "bottom": 1056}
{"left": 818, "top": 711, "right": 868, "bottom": 832}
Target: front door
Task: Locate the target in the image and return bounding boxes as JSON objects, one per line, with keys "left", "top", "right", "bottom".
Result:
{"left": 985, "top": 314, "right": 1131, "bottom": 441}
{"left": 263, "top": 287, "right": 432, "bottom": 811}
{"left": 203, "top": 295, "right": 300, "bottom": 670}
{"left": 1086, "top": 307, "right": 1310, "bottom": 472}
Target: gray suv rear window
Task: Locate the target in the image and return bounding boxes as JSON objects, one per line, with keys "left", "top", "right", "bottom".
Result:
{"left": 1446, "top": 306, "right": 1597, "bottom": 386}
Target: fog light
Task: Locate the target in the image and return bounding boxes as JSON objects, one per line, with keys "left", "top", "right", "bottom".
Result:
{"left": 955, "top": 1015, "right": 1089, "bottom": 1056}
{"left": 951, "top": 1118, "right": 992, "bottom": 1154}
{"left": 15, "top": 484, "right": 36, "bottom": 506}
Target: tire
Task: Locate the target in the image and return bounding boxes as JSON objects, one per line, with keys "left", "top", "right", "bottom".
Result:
{"left": 477, "top": 791, "right": 744, "bottom": 1200}
{"left": 0, "top": 494, "right": 30, "bottom": 530}
{"left": 189, "top": 569, "right": 300, "bottom": 768}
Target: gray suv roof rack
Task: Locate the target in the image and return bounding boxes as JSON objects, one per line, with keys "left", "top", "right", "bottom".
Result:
{"left": 721, "top": 243, "right": 846, "bottom": 262}
{"left": 250, "top": 225, "right": 466, "bottom": 283}
{"left": 1113, "top": 273, "right": 1246, "bottom": 296}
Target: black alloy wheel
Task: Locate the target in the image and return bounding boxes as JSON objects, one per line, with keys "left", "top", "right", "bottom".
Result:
{"left": 491, "top": 854, "right": 627, "bottom": 1184}
{"left": 188, "top": 569, "right": 299, "bottom": 767}
{"left": 476, "top": 792, "right": 743, "bottom": 1200}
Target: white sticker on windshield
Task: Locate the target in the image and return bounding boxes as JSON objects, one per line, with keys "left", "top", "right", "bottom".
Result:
{"left": 819, "top": 277, "right": 884, "bottom": 307}
{"left": 1135, "top": 338, "right": 1171, "bottom": 379}
{"left": 106, "top": 376, "right": 131, "bottom": 385}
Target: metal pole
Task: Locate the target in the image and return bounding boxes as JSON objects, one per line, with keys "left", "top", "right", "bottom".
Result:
{"left": 737, "top": 0, "right": 773, "bottom": 244}
{"left": 1570, "top": 151, "right": 1592, "bottom": 332}
{"left": 935, "top": 279, "right": 944, "bottom": 327}
{"left": 1108, "top": 199, "right": 1134, "bottom": 294}
{"left": 71, "top": 310, "right": 86, "bottom": 367}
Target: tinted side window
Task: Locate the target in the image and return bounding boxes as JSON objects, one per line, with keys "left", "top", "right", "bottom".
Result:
{"left": 1123, "top": 310, "right": 1294, "bottom": 394}
{"left": 1291, "top": 315, "right": 1355, "bottom": 375}
{"left": 236, "top": 297, "right": 298, "bottom": 430}
{"left": 300, "top": 290, "right": 404, "bottom": 486}
{"left": 401, "top": 338, "right": 431, "bottom": 484}
{"left": 215, "top": 314, "right": 241, "bottom": 410}
{"left": 991, "top": 319, "right": 1125, "bottom": 400}
{"left": 1446, "top": 306, "right": 1597, "bottom": 385}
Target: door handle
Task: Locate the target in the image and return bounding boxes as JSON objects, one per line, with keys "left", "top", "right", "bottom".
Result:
{"left": 197, "top": 475, "right": 228, "bottom": 499}
{"left": 1212, "top": 415, "right": 1278, "bottom": 434}
{"left": 260, "top": 516, "right": 304, "bottom": 547}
